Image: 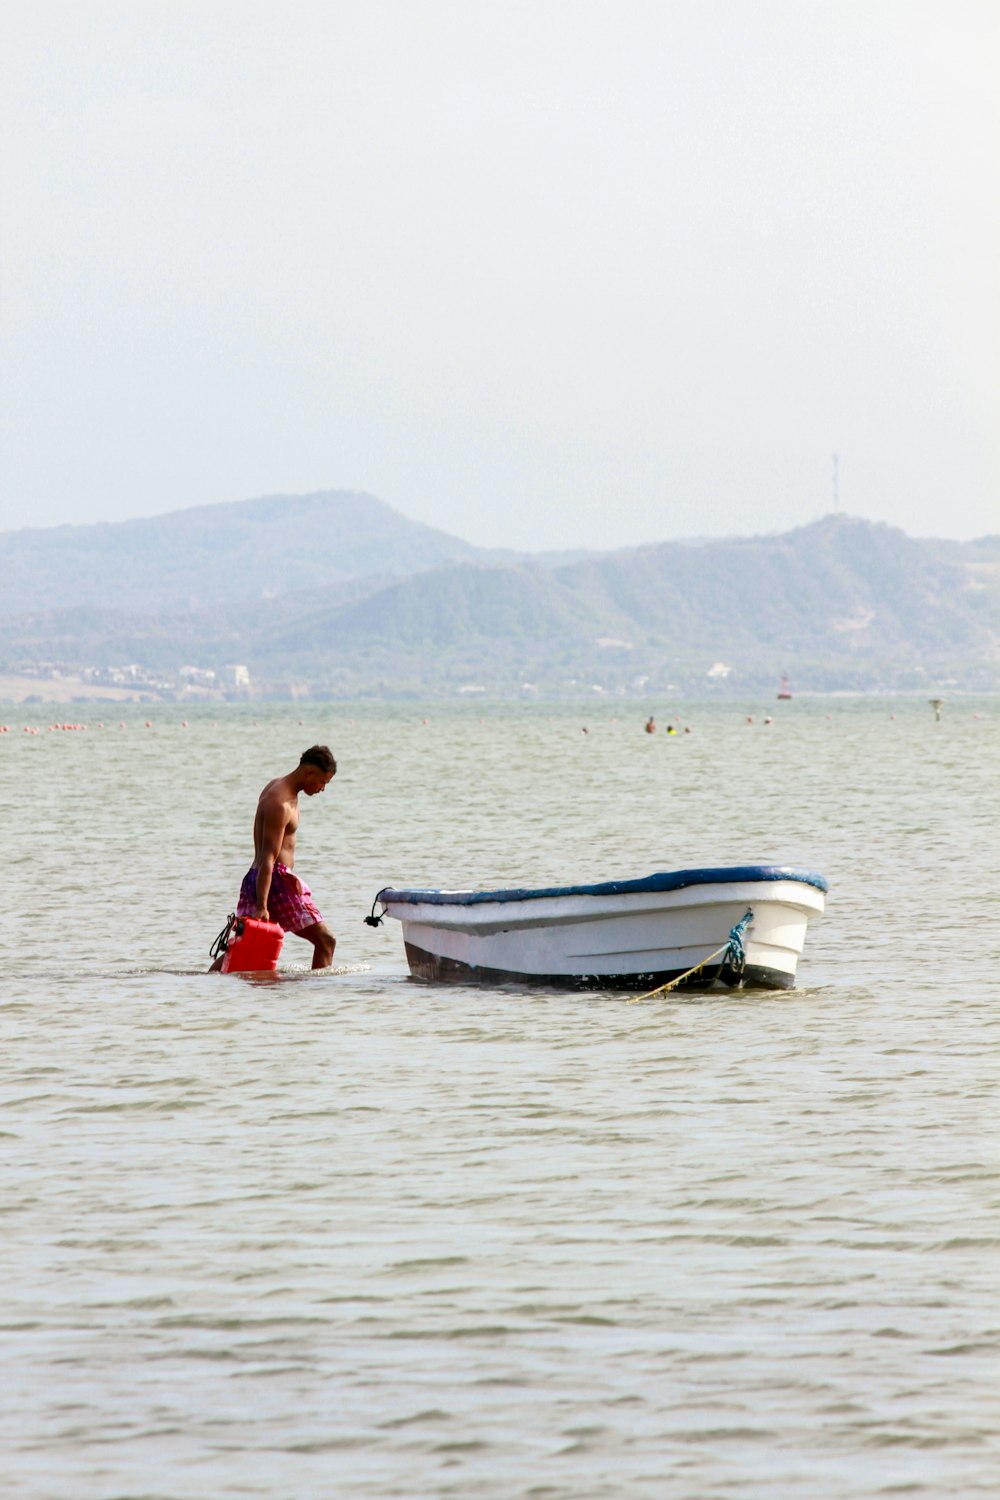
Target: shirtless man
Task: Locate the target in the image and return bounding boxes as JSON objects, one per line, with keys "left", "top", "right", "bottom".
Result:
{"left": 232, "top": 744, "right": 338, "bottom": 969}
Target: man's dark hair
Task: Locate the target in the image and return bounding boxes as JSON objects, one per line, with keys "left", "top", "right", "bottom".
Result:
{"left": 300, "top": 744, "right": 337, "bottom": 774}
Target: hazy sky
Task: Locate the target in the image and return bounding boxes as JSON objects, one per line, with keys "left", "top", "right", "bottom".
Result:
{"left": 2, "top": 1, "right": 997, "bottom": 550}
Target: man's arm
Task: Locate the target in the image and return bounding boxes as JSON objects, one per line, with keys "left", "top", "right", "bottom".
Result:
{"left": 254, "top": 796, "right": 288, "bottom": 920}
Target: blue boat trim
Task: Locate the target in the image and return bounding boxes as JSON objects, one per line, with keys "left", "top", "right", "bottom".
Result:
{"left": 378, "top": 865, "right": 828, "bottom": 908}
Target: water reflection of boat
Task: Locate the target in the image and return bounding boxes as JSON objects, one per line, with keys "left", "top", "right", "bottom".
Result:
{"left": 370, "top": 865, "right": 828, "bottom": 991}
{"left": 777, "top": 674, "right": 793, "bottom": 699}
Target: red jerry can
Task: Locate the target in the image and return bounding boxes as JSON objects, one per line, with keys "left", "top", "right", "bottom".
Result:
{"left": 221, "top": 916, "right": 284, "bottom": 974}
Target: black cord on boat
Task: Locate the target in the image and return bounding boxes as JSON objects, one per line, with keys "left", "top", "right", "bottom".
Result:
{"left": 364, "top": 891, "right": 387, "bottom": 927}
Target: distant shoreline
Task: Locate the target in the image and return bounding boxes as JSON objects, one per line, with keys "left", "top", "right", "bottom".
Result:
{"left": 0, "top": 674, "right": 153, "bottom": 704}
{"left": 1, "top": 677, "right": 996, "bottom": 710}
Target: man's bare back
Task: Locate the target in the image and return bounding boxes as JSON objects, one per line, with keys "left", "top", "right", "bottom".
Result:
{"left": 253, "top": 773, "right": 303, "bottom": 873}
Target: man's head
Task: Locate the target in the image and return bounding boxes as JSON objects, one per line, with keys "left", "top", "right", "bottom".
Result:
{"left": 299, "top": 744, "right": 337, "bottom": 795}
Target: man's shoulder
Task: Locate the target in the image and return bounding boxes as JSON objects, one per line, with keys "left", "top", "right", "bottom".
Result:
{"left": 259, "top": 775, "right": 296, "bottom": 808}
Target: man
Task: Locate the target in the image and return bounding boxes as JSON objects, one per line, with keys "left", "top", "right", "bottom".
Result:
{"left": 229, "top": 745, "right": 338, "bottom": 970}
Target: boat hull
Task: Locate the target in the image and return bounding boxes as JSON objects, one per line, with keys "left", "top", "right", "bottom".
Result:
{"left": 375, "top": 868, "right": 827, "bottom": 992}
{"left": 402, "top": 939, "right": 795, "bottom": 991}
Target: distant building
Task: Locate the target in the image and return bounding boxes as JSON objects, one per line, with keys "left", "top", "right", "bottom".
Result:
{"left": 226, "top": 664, "right": 251, "bottom": 687}
{"left": 107, "top": 664, "right": 142, "bottom": 684}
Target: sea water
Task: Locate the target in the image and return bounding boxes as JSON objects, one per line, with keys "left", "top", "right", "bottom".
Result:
{"left": 2, "top": 697, "right": 998, "bottom": 1499}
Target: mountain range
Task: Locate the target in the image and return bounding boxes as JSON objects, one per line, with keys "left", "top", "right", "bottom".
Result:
{"left": 1, "top": 490, "right": 997, "bottom": 698}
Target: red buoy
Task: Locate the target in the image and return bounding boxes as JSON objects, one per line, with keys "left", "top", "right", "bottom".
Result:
{"left": 221, "top": 917, "right": 284, "bottom": 974}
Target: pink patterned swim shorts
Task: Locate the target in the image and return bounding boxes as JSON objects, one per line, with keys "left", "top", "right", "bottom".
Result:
{"left": 237, "top": 863, "right": 323, "bottom": 933}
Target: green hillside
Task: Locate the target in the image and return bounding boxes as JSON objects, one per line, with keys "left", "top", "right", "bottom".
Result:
{"left": 0, "top": 489, "right": 495, "bottom": 616}
{"left": 1, "top": 497, "right": 997, "bottom": 697}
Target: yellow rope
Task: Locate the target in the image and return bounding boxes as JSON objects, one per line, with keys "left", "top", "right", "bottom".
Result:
{"left": 627, "top": 907, "right": 754, "bottom": 1003}
{"left": 627, "top": 941, "right": 730, "bottom": 1004}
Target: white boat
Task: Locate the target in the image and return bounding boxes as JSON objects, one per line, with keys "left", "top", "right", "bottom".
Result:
{"left": 368, "top": 865, "right": 827, "bottom": 991}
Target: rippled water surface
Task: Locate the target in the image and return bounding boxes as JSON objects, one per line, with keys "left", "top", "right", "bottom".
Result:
{"left": 2, "top": 698, "right": 998, "bottom": 1498}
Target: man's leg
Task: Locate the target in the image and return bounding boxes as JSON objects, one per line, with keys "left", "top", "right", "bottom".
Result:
{"left": 297, "top": 922, "right": 336, "bottom": 970}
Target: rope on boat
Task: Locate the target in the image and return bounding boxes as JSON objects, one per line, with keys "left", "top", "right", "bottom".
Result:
{"left": 364, "top": 891, "right": 387, "bottom": 927}
{"left": 628, "top": 908, "right": 754, "bottom": 1003}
